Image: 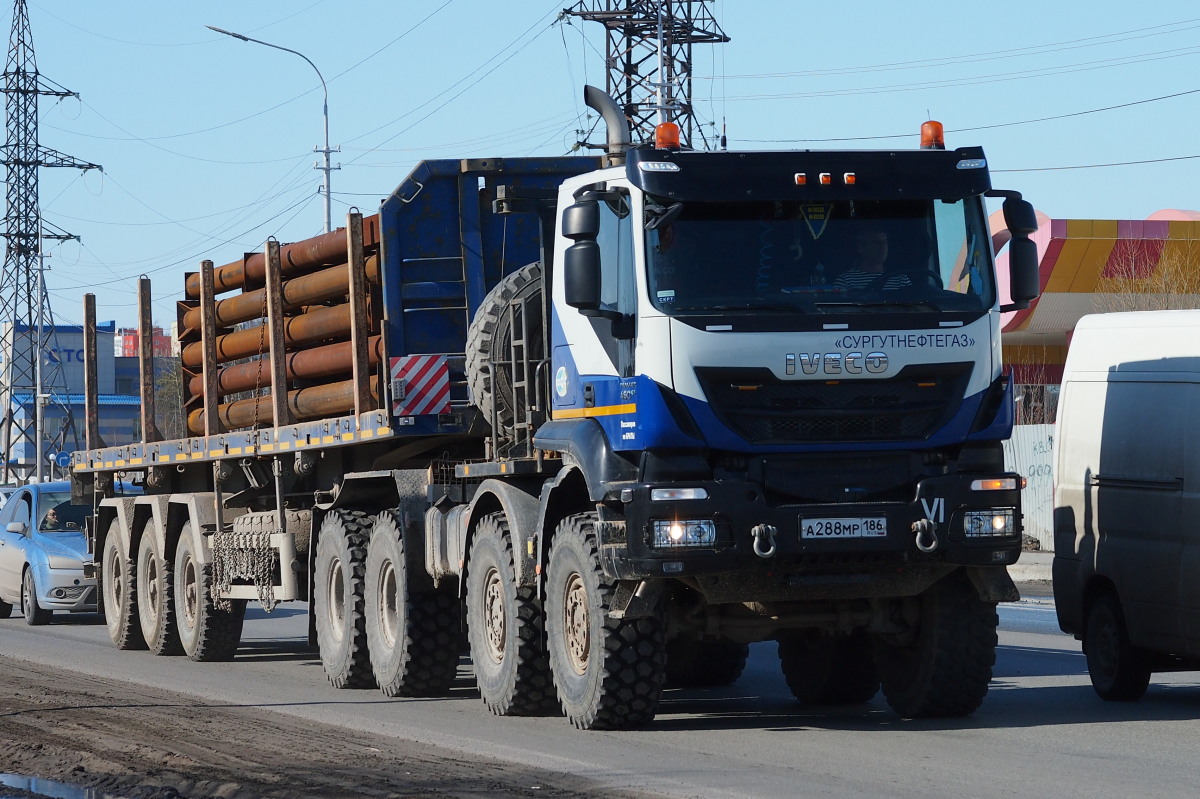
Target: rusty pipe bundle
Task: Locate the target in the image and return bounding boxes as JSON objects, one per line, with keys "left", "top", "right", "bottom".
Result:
{"left": 181, "top": 255, "right": 379, "bottom": 334}
{"left": 187, "top": 335, "right": 383, "bottom": 398}
{"left": 187, "top": 376, "right": 380, "bottom": 435}
{"left": 181, "top": 304, "right": 353, "bottom": 369}
{"left": 183, "top": 215, "right": 379, "bottom": 299}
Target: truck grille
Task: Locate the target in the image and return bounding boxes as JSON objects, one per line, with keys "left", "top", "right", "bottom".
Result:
{"left": 696, "top": 364, "right": 971, "bottom": 444}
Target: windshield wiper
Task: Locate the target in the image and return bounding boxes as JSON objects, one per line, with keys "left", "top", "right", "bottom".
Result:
{"left": 815, "top": 299, "right": 939, "bottom": 311}
{"left": 678, "top": 302, "right": 803, "bottom": 313}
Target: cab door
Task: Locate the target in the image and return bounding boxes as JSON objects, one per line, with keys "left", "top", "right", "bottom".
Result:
{"left": 0, "top": 491, "right": 32, "bottom": 599}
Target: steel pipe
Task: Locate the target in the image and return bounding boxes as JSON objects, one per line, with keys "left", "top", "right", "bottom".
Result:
{"left": 183, "top": 215, "right": 379, "bottom": 299}
{"left": 187, "top": 335, "right": 384, "bottom": 398}
{"left": 180, "top": 254, "right": 378, "bottom": 333}
{"left": 181, "top": 304, "right": 353, "bottom": 369}
{"left": 186, "top": 376, "right": 380, "bottom": 434}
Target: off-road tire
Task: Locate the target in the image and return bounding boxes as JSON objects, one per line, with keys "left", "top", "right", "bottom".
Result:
{"left": 665, "top": 635, "right": 749, "bottom": 688}
{"left": 873, "top": 574, "right": 997, "bottom": 718}
{"left": 1084, "top": 592, "right": 1151, "bottom": 701}
{"left": 22, "top": 569, "right": 52, "bottom": 626}
{"left": 315, "top": 510, "right": 375, "bottom": 689}
{"left": 465, "top": 262, "right": 543, "bottom": 433}
{"left": 136, "top": 530, "right": 182, "bottom": 655}
{"left": 100, "top": 520, "right": 147, "bottom": 650}
{"left": 779, "top": 630, "right": 879, "bottom": 705}
{"left": 545, "top": 513, "right": 666, "bottom": 730}
{"left": 175, "top": 525, "right": 245, "bottom": 662}
{"left": 366, "top": 508, "right": 461, "bottom": 697}
{"left": 465, "top": 512, "right": 556, "bottom": 715}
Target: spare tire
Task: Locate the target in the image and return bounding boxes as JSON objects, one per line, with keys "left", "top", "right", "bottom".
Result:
{"left": 466, "top": 262, "right": 544, "bottom": 433}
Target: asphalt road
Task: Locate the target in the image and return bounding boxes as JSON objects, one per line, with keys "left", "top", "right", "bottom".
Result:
{"left": 3, "top": 595, "right": 1200, "bottom": 799}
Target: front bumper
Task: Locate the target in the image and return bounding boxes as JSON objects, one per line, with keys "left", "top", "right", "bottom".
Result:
{"left": 32, "top": 564, "right": 98, "bottom": 612}
{"left": 600, "top": 472, "right": 1023, "bottom": 600}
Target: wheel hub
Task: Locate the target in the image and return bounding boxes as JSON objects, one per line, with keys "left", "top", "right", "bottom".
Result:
{"left": 563, "top": 573, "right": 590, "bottom": 676}
{"left": 482, "top": 567, "right": 506, "bottom": 664}
{"left": 326, "top": 556, "right": 345, "bottom": 643}
{"left": 181, "top": 556, "right": 198, "bottom": 629}
{"left": 379, "top": 560, "right": 398, "bottom": 649}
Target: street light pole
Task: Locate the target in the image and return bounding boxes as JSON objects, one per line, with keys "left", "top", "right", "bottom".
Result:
{"left": 206, "top": 25, "right": 337, "bottom": 233}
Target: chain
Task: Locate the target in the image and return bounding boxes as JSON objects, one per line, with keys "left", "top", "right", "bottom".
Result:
{"left": 211, "top": 527, "right": 279, "bottom": 612}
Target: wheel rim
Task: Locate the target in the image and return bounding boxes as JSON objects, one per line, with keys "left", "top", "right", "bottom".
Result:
{"left": 180, "top": 553, "right": 198, "bottom": 631}
{"left": 325, "top": 556, "right": 345, "bottom": 643}
{"left": 482, "top": 566, "right": 506, "bottom": 664}
{"left": 563, "top": 572, "right": 590, "bottom": 676}
{"left": 143, "top": 548, "right": 160, "bottom": 623}
{"left": 105, "top": 543, "right": 123, "bottom": 617}
{"left": 378, "top": 559, "right": 398, "bottom": 649}
{"left": 23, "top": 573, "right": 33, "bottom": 616}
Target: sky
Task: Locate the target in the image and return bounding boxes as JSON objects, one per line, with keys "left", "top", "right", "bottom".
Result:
{"left": 10, "top": 0, "right": 1200, "bottom": 329}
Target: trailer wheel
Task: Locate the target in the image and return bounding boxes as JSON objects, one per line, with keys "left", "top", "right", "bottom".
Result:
{"left": 100, "top": 519, "right": 147, "bottom": 650}
{"left": 778, "top": 630, "right": 879, "bottom": 705}
{"left": 315, "top": 510, "right": 375, "bottom": 689}
{"left": 175, "top": 525, "right": 245, "bottom": 662}
{"left": 1084, "top": 592, "right": 1151, "bottom": 701}
{"left": 366, "top": 509, "right": 461, "bottom": 697}
{"left": 465, "top": 512, "right": 555, "bottom": 715}
{"left": 545, "top": 513, "right": 665, "bottom": 730}
{"left": 873, "top": 574, "right": 997, "bottom": 718}
{"left": 465, "top": 262, "right": 543, "bottom": 434}
{"left": 136, "top": 530, "right": 182, "bottom": 655}
{"left": 665, "top": 635, "right": 749, "bottom": 688}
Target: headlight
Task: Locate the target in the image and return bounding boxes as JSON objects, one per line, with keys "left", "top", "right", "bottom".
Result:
{"left": 963, "top": 509, "right": 1016, "bottom": 538}
{"left": 652, "top": 519, "right": 717, "bottom": 548}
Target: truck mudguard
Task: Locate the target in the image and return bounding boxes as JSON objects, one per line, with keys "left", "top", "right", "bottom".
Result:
{"left": 532, "top": 417, "right": 638, "bottom": 501}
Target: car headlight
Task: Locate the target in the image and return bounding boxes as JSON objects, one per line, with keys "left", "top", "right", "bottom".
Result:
{"left": 963, "top": 509, "right": 1016, "bottom": 538}
{"left": 652, "top": 519, "right": 717, "bottom": 548}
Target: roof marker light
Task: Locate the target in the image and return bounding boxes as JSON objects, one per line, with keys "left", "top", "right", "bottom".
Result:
{"left": 638, "top": 161, "right": 680, "bottom": 172}
{"left": 819, "top": 172, "right": 832, "bottom": 185}
{"left": 794, "top": 172, "right": 807, "bottom": 185}
{"left": 843, "top": 172, "right": 856, "bottom": 185}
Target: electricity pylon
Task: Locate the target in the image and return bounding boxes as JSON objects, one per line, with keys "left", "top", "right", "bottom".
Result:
{"left": 564, "top": 0, "right": 729, "bottom": 148}
{"left": 0, "top": 0, "right": 101, "bottom": 481}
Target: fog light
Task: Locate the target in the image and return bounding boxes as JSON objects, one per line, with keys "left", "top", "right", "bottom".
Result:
{"left": 51, "top": 587, "right": 66, "bottom": 599}
{"left": 964, "top": 509, "right": 1015, "bottom": 538}
{"left": 652, "top": 519, "right": 717, "bottom": 548}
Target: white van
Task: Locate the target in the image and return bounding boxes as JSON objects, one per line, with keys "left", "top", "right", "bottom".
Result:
{"left": 1054, "top": 310, "right": 1200, "bottom": 700}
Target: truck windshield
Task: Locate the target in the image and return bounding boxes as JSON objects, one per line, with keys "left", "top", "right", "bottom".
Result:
{"left": 645, "top": 197, "right": 995, "bottom": 316}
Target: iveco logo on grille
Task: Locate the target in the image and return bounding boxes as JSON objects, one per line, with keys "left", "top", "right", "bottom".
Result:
{"left": 785, "top": 352, "right": 888, "bottom": 376}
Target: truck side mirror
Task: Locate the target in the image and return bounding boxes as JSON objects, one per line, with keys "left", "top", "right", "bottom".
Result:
{"left": 561, "top": 200, "right": 599, "bottom": 240}
{"left": 564, "top": 240, "right": 602, "bottom": 311}
{"left": 1002, "top": 197, "right": 1038, "bottom": 238}
{"left": 1008, "top": 237, "right": 1040, "bottom": 305}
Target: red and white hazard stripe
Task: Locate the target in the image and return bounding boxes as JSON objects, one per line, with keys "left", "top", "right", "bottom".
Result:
{"left": 390, "top": 355, "right": 451, "bottom": 417}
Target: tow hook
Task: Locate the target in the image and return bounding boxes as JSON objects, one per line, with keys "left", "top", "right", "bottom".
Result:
{"left": 751, "top": 524, "right": 777, "bottom": 558}
{"left": 913, "top": 519, "right": 939, "bottom": 553}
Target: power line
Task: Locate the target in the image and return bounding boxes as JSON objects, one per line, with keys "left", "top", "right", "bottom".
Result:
{"left": 994, "top": 153, "right": 1200, "bottom": 173}
{"left": 740, "top": 86, "right": 1200, "bottom": 143}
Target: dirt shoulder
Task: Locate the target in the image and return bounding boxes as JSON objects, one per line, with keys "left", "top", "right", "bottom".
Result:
{"left": 0, "top": 655, "right": 655, "bottom": 799}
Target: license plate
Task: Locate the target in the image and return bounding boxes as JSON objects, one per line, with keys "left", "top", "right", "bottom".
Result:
{"left": 800, "top": 516, "right": 887, "bottom": 539}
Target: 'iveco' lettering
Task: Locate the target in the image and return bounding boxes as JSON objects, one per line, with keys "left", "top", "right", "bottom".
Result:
{"left": 786, "top": 351, "right": 888, "bottom": 376}
{"left": 833, "top": 333, "right": 976, "bottom": 349}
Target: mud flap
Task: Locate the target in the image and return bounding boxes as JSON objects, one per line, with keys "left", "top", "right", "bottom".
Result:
{"left": 965, "top": 565, "right": 1020, "bottom": 603}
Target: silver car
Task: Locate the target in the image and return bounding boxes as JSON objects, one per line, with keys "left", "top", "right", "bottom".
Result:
{"left": 0, "top": 481, "right": 97, "bottom": 624}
